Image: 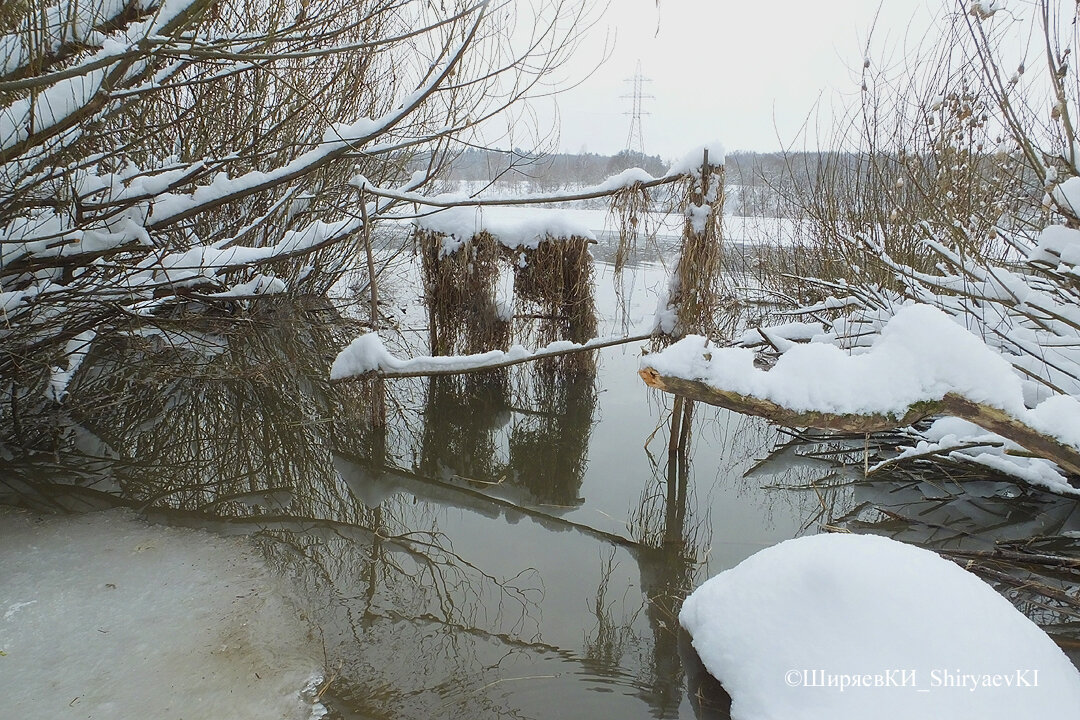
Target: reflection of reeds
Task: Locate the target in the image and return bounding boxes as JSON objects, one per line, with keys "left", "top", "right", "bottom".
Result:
{"left": 507, "top": 366, "right": 595, "bottom": 506}
{"left": 12, "top": 299, "right": 375, "bottom": 525}
{"left": 630, "top": 408, "right": 713, "bottom": 715}
{"left": 582, "top": 548, "right": 638, "bottom": 672}
{"left": 418, "top": 373, "right": 510, "bottom": 485}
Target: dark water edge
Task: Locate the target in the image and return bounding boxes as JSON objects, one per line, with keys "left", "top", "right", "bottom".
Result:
{"left": 1, "top": 247, "right": 1078, "bottom": 718}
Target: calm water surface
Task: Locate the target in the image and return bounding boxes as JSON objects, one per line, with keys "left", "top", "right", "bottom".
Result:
{"left": 311, "top": 243, "right": 818, "bottom": 717}
{"left": 3, "top": 227, "right": 1077, "bottom": 718}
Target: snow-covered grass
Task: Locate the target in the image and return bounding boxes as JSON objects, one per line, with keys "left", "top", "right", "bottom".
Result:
{"left": 680, "top": 533, "right": 1080, "bottom": 720}
{"left": 0, "top": 508, "right": 326, "bottom": 720}
{"left": 667, "top": 141, "right": 727, "bottom": 175}
{"left": 414, "top": 205, "right": 596, "bottom": 253}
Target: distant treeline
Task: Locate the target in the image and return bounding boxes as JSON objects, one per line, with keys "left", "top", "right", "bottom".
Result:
{"left": 441, "top": 148, "right": 829, "bottom": 217}
{"left": 444, "top": 148, "right": 668, "bottom": 189}
{"left": 443, "top": 148, "right": 1041, "bottom": 222}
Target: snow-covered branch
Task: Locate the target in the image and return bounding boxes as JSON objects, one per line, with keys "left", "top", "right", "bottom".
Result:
{"left": 0, "top": 0, "right": 610, "bottom": 389}
{"left": 331, "top": 333, "right": 652, "bottom": 382}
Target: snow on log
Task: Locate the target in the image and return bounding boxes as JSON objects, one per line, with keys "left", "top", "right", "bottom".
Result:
{"left": 414, "top": 205, "right": 596, "bottom": 253}
{"left": 639, "top": 304, "right": 1080, "bottom": 482}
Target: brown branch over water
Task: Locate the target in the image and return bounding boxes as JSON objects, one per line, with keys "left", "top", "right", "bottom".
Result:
{"left": 638, "top": 367, "right": 1080, "bottom": 479}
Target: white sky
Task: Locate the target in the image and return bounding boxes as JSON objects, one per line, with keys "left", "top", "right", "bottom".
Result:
{"left": 543, "top": 0, "right": 943, "bottom": 158}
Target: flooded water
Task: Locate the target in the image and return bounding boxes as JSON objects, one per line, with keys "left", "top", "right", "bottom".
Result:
{"left": 2, "top": 220, "right": 1078, "bottom": 718}
{"left": 309, "top": 234, "right": 820, "bottom": 717}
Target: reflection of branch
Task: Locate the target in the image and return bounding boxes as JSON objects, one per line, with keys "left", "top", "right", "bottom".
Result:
{"left": 582, "top": 548, "right": 638, "bottom": 671}
{"left": 944, "top": 547, "right": 1080, "bottom": 570}
{"left": 394, "top": 609, "right": 570, "bottom": 658}
{"left": 338, "top": 453, "right": 646, "bottom": 551}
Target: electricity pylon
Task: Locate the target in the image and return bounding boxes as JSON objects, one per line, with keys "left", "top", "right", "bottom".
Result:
{"left": 622, "top": 60, "right": 653, "bottom": 156}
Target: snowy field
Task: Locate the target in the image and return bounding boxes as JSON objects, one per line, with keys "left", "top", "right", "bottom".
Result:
{"left": 0, "top": 509, "right": 326, "bottom": 720}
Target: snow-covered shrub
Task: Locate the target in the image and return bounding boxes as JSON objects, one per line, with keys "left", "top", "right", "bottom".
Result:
{"left": 0, "top": 0, "right": 591, "bottom": 407}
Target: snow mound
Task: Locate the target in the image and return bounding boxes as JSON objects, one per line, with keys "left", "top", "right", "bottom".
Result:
{"left": 680, "top": 533, "right": 1080, "bottom": 720}
{"left": 0, "top": 509, "right": 326, "bottom": 720}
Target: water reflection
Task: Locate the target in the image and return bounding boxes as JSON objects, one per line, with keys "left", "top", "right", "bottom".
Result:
{"left": 0, "top": 292, "right": 725, "bottom": 718}
{"left": 679, "top": 629, "right": 733, "bottom": 720}
{"left": 633, "top": 409, "right": 699, "bottom": 717}
{"left": 3, "top": 301, "right": 367, "bottom": 520}
{"left": 419, "top": 372, "right": 513, "bottom": 487}
{"left": 3, "top": 259, "right": 1076, "bottom": 718}
{"left": 507, "top": 368, "right": 595, "bottom": 507}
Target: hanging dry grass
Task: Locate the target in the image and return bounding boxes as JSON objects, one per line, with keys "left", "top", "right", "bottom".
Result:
{"left": 654, "top": 157, "right": 727, "bottom": 347}
{"left": 609, "top": 183, "right": 654, "bottom": 275}
{"left": 609, "top": 182, "right": 661, "bottom": 332}
{"left": 511, "top": 236, "right": 598, "bottom": 373}
{"left": 419, "top": 229, "right": 510, "bottom": 357}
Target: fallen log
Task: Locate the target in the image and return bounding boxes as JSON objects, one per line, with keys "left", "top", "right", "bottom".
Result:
{"left": 638, "top": 366, "right": 1080, "bottom": 478}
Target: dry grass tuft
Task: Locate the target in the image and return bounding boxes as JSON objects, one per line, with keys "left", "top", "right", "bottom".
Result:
{"left": 654, "top": 159, "right": 727, "bottom": 347}
{"left": 418, "top": 229, "right": 510, "bottom": 357}
{"left": 511, "top": 236, "right": 598, "bottom": 373}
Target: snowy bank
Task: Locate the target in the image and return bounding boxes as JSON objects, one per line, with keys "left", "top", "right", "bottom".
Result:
{"left": 680, "top": 533, "right": 1080, "bottom": 720}
{"left": 0, "top": 509, "right": 326, "bottom": 720}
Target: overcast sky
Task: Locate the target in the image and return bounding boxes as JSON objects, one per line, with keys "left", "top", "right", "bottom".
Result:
{"left": 543, "top": 0, "right": 942, "bottom": 158}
